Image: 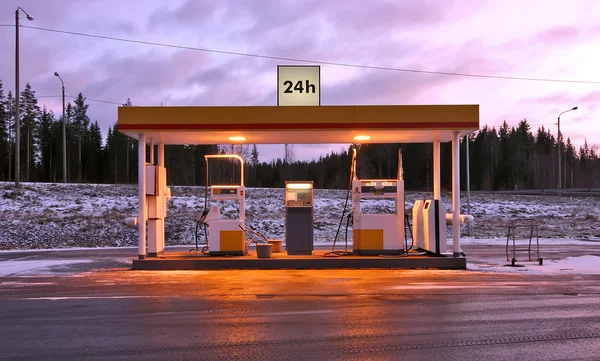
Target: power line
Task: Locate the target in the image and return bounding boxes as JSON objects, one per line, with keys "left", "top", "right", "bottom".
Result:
{"left": 10, "top": 24, "right": 600, "bottom": 85}
{"left": 38, "top": 95, "right": 122, "bottom": 105}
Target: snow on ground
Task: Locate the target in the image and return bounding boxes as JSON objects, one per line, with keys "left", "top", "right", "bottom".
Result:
{"left": 0, "top": 182, "right": 599, "bottom": 250}
{"left": 0, "top": 259, "right": 94, "bottom": 277}
{"left": 468, "top": 255, "right": 600, "bottom": 275}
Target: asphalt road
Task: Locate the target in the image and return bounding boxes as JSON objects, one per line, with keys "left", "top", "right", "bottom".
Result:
{"left": 1, "top": 245, "right": 599, "bottom": 360}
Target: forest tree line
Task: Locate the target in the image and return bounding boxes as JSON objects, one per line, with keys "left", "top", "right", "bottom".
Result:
{"left": 0, "top": 79, "right": 598, "bottom": 190}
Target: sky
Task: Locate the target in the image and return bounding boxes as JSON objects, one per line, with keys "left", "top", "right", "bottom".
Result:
{"left": 0, "top": 0, "right": 599, "bottom": 162}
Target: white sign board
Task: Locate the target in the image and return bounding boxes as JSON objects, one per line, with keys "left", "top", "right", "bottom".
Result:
{"left": 277, "top": 65, "right": 320, "bottom": 106}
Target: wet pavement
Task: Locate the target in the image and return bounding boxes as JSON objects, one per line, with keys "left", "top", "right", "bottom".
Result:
{"left": 0, "top": 244, "right": 599, "bottom": 360}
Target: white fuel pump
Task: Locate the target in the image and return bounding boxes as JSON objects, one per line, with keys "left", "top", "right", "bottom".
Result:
{"left": 146, "top": 164, "right": 171, "bottom": 256}
{"left": 203, "top": 154, "right": 246, "bottom": 256}
{"left": 351, "top": 149, "right": 405, "bottom": 255}
{"left": 411, "top": 199, "right": 425, "bottom": 249}
{"left": 422, "top": 199, "right": 447, "bottom": 254}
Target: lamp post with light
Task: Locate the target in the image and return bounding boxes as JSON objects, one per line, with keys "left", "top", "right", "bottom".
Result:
{"left": 557, "top": 106, "right": 578, "bottom": 189}
{"left": 54, "top": 72, "right": 67, "bottom": 183}
{"left": 14, "top": 7, "right": 34, "bottom": 188}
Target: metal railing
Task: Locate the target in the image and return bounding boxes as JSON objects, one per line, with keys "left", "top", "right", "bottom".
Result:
{"left": 478, "top": 188, "right": 600, "bottom": 197}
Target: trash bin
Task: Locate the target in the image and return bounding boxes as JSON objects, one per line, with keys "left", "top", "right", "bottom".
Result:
{"left": 256, "top": 243, "right": 273, "bottom": 258}
{"left": 268, "top": 239, "right": 283, "bottom": 253}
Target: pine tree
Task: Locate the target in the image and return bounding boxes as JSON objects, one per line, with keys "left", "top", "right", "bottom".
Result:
{"left": 511, "top": 119, "right": 534, "bottom": 188}
{"left": 5, "top": 91, "right": 15, "bottom": 182}
{"left": 19, "top": 83, "right": 40, "bottom": 182}
{"left": 123, "top": 98, "right": 133, "bottom": 183}
{"left": 66, "top": 102, "right": 76, "bottom": 182}
{"left": 497, "top": 120, "right": 511, "bottom": 189}
{"left": 106, "top": 122, "right": 123, "bottom": 183}
{"left": 50, "top": 114, "right": 64, "bottom": 182}
{"left": 251, "top": 144, "right": 259, "bottom": 186}
{"left": 86, "top": 121, "right": 103, "bottom": 182}
{"left": 37, "top": 107, "right": 54, "bottom": 181}
{"left": 72, "top": 93, "right": 90, "bottom": 182}
{"left": 284, "top": 144, "right": 295, "bottom": 180}
{"left": 565, "top": 137, "right": 576, "bottom": 188}
{"left": 105, "top": 120, "right": 135, "bottom": 184}
{"left": 105, "top": 126, "right": 115, "bottom": 183}
{"left": 0, "top": 80, "right": 8, "bottom": 180}
{"left": 473, "top": 125, "right": 498, "bottom": 190}
{"left": 535, "top": 126, "right": 554, "bottom": 189}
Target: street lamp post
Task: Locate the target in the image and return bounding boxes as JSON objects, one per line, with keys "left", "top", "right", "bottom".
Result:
{"left": 54, "top": 72, "right": 67, "bottom": 183}
{"left": 557, "top": 106, "right": 578, "bottom": 189}
{"left": 14, "top": 7, "right": 34, "bottom": 188}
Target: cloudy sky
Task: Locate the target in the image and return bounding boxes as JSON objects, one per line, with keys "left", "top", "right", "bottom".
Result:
{"left": 1, "top": 0, "right": 598, "bottom": 162}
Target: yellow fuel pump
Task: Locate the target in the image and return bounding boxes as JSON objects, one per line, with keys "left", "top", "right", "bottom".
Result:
{"left": 203, "top": 154, "right": 246, "bottom": 256}
{"left": 351, "top": 149, "right": 405, "bottom": 255}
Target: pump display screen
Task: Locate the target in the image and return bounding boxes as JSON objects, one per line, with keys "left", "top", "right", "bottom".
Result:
{"left": 360, "top": 186, "right": 397, "bottom": 194}
{"left": 213, "top": 188, "right": 237, "bottom": 195}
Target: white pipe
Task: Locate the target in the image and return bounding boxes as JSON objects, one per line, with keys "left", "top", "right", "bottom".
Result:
{"left": 433, "top": 140, "right": 440, "bottom": 200}
{"left": 445, "top": 213, "right": 473, "bottom": 224}
{"left": 452, "top": 131, "right": 461, "bottom": 256}
{"left": 138, "top": 133, "right": 147, "bottom": 259}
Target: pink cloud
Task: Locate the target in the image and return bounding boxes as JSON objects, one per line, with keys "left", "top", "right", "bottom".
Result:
{"left": 522, "top": 90, "right": 600, "bottom": 107}
{"left": 532, "top": 26, "right": 582, "bottom": 44}
{"left": 580, "top": 90, "right": 600, "bottom": 103}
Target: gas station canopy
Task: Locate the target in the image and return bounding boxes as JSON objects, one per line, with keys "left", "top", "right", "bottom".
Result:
{"left": 118, "top": 104, "right": 479, "bottom": 145}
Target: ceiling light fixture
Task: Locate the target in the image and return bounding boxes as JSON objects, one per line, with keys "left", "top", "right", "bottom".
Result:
{"left": 353, "top": 135, "right": 371, "bottom": 141}
{"left": 229, "top": 136, "right": 246, "bottom": 141}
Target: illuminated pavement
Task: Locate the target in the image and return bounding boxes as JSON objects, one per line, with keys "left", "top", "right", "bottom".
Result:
{"left": 0, "top": 245, "right": 600, "bottom": 360}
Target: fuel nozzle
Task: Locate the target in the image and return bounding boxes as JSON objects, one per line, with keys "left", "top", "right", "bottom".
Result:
{"left": 199, "top": 209, "right": 209, "bottom": 223}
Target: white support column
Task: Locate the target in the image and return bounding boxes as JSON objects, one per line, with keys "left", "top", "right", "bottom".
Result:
{"left": 158, "top": 141, "right": 164, "bottom": 167}
{"left": 158, "top": 141, "right": 165, "bottom": 254}
{"left": 149, "top": 138, "right": 154, "bottom": 164}
{"left": 465, "top": 134, "right": 472, "bottom": 236}
{"left": 433, "top": 140, "right": 441, "bottom": 200}
{"left": 451, "top": 131, "right": 461, "bottom": 257}
{"left": 138, "top": 133, "right": 147, "bottom": 259}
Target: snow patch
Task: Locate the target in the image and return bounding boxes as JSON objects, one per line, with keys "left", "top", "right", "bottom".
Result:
{"left": 1, "top": 182, "right": 599, "bottom": 250}
{"left": 0, "top": 259, "right": 94, "bottom": 276}
{"left": 469, "top": 255, "right": 600, "bottom": 275}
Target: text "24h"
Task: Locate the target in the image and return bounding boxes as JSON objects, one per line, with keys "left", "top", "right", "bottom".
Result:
{"left": 283, "top": 80, "right": 316, "bottom": 94}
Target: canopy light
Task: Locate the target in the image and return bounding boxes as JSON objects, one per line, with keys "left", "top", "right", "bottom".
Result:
{"left": 286, "top": 183, "right": 312, "bottom": 190}
{"left": 353, "top": 135, "right": 371, "bottom": 141}
{"left": 228, "top": 136, "right": 246, "bottom": 141}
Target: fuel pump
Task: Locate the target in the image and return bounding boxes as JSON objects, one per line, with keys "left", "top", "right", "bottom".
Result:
{"left": 285, "top": 181, "right": 314, "bottom": 255}
{"left": 351, "top": 149, "right": 405, "bottom": 255}
{"left": 146, "top": 163, "right": 171, "bottom": 257}
{"left": 203, "top": 154, "right": 247, "bottom": 256}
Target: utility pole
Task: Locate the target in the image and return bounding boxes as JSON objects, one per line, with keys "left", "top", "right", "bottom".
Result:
{"left": 557, "top": 106, "right": 578, "bottom": 189}
{"left": 54, "top": 72, "right": 67, "bottom": 183}
{"left": 15, "top": 10, "right": 21, "bottom": 188}
{"left": 14, "top": 7, "right": 34, "bottom": 188}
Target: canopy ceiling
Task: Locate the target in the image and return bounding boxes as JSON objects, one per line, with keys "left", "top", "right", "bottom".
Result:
{"left": 118, "top": 104, "right": 479, "bottom": 144}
